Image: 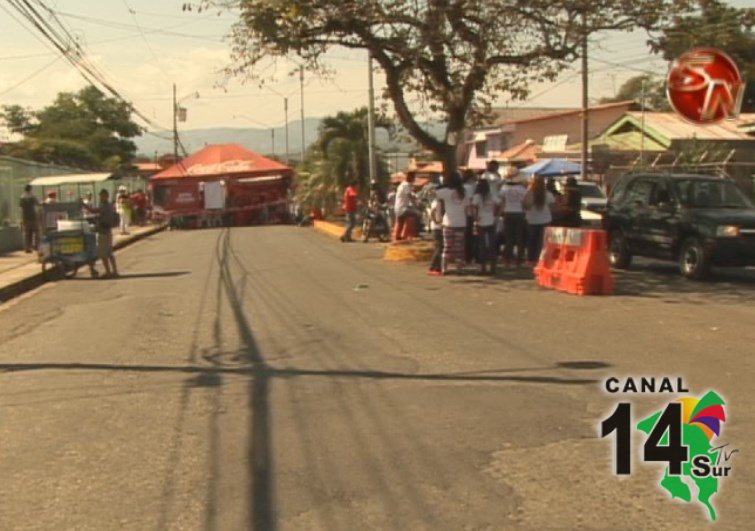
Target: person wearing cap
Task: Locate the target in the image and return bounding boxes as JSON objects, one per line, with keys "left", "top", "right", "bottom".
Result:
{"left": 498, "top": 167, "right": 527, "bottom": 267}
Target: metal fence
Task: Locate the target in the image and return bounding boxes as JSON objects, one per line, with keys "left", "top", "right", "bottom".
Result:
{"left": 0, "top": 156, "right": 149, "bottom": 225}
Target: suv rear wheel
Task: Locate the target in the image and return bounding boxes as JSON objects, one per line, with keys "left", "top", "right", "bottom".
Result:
{"left": 609, "top": 230, "right": 632, "bottom": 269}
{"left": 679, "top": 237, "right": 711, "bottom": 280}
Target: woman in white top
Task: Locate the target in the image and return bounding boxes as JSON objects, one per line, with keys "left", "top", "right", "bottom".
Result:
{"left": 435, "top": 171, "right": 470, "bottom": 274}
{"left": 498, "top": 170, "right": 527, "bottom": 267}
{"left": 523, "top": 174, "right": 556, "bottom": 265}
{"left": 472, "top": 179, "right": 499, "bottom": 274}
{"left": 427, "top": 195, "right": 444, "bottom": 275}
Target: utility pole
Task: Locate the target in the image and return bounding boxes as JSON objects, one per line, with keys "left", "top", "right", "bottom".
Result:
{"left": 640, "top": 78, "right": 646, "bottom": 169}
{"left": 299, "top": 65, "right": 305, "bottom": 164}
{"left": 580, "top": 12, "right": 589, "bottom": 181}
{"left": 271, "top": 128, "right": 276, "bottom": 157}
{"left": 367, "top": 51, "right": 377, "bottom": 182}
{"left": 172, "top": 83, "right": 178, "bottom": 161}
{"left": 284, "top": 97, "right": 290, "bottom": 165}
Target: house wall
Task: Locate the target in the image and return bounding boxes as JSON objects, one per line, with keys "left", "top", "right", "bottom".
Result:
{"left": 508, "top": 106, "right": 631, "bottom": 147}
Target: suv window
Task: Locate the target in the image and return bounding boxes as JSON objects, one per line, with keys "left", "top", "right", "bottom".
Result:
{"left": 625, "top": 178, "right": 654, "bottom": 207}
{"left": 649, "top": 179, "right": 674, "bottom": 206}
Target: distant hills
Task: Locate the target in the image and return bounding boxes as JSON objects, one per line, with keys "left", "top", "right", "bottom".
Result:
{"left": 134, "top": 118, "right": 447, "bottom": 161}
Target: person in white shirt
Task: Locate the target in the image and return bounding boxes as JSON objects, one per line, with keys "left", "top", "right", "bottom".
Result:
{"left": 472, "top": 179, "right": 499, "bottom": 274}
{"left": 427, "top": 194, "right": 444, "bottom": 275}
{"left": 482, "top": 160, "right": 502, "bottom": 197}
{"left": 462, "top": 170, "right": 478, "bottom": 263}
{"left": 393, "top": 174, "right": 418, "bottom": 241}
{"left": 523, "top": 174, "right": 556, "bottom": 265}
{"left": 498, "top": 169, "right": 527, "bottom": 267}
{"left": 435, "top": 171, "right": 470, "bottom": 274}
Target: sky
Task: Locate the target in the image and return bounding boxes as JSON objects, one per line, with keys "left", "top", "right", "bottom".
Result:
{"left": 0, "top": 0, "right": 751, "bottom": 137}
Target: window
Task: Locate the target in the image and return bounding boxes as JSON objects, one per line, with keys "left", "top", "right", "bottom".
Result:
{"left": 649, "top": 180, "right": 673, "bottom": 206}
{"left": 674, "top": 179, "right": 753, "bottom": 209}
{"left": 625, "top": 179, "right": 654, "bottom": 207}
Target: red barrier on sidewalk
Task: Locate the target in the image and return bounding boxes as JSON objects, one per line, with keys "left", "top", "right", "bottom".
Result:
{"left": 534, "top": 227, "right": 613, "bottom": 295}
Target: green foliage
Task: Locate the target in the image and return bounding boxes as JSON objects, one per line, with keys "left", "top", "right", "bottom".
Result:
{"left": 206, "top": 0, "right": 684, "bottom": 172}
{"left": 650, "top": 0, "right": 755, "bottom": 111}
{"left": 1, "top": 137, "right": 99, "bottom": 169}
{"left": 296, "top": 107, "right": 390, "bottom": 212}
{"left": 0, "top": 86, "right": 141, "bottom": 169}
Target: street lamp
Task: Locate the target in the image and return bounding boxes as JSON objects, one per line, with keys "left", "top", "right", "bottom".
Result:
{"left": 173, "top": 85, "right": 200, "bottom": 160}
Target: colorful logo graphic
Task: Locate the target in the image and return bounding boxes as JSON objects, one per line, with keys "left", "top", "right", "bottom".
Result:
{"left": 667, "top": 48, "right": 745, "bottom": 124}
{"left": 601, "top": 390, "right": 737, "bottom": 521}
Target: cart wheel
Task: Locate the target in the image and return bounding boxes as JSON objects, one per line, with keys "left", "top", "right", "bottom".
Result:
{"left": 42, "top": 259, "right": 64, "bottom": 281}
{"left": 64, "top": 263, "right": 79, "bottom": 279}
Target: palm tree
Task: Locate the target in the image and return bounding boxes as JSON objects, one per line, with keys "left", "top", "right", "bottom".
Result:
{"left": 296, "top": 107, "right": 390, "bottom": 214}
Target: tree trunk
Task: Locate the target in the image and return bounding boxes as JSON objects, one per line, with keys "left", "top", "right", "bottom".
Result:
{"left": 437, "top": 144, "right": 458, "bottom": 182}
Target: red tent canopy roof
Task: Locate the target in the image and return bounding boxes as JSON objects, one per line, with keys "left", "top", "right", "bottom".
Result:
{"left": 151, "top": 143, "right": 292, "bottom": 180}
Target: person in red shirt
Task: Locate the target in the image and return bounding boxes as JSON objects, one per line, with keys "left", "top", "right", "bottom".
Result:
{"left": 340, "top": 180, "right": 359, "bottom": 242}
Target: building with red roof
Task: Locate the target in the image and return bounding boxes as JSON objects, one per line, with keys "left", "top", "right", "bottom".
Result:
{"left": 150, "top": 143, "right": 294, "bottom": 226}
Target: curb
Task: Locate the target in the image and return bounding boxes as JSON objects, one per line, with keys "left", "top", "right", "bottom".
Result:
{"left": 313, "top": 220, "right": 363, "bottom": 240}
{"left": 0, "top": 224, "right": 167, "bottom": 304}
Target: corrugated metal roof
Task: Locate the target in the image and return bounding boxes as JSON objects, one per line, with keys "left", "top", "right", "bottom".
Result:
{"left": 30, "top": 173, "right": 112, "bottom": 186}
{"left": 626, "top": 112, "right": 755, "bottom": 141}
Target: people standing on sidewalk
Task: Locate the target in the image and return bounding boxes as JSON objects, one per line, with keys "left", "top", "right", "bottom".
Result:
{"left": 82, "top": 189, "right": 119, "bottom": 278}
{"left": 427, "top": 191, "right": 444, "bottom": 276}
{"left": 559, "top": 176, "right": 583, "bottom": 228}
{"left": 523, "top": 174, "right": 555, "bottom": 266}
{"left": 340, "top": 180, "right": 359, "bottom": 242}
{"left": 482, "top": 159, "right": 502, "bottom": 197}
{"left": 116, "top": 186, "right": 131, "bottom": 235}
{"left": 19, "top": 185, "right": 40, "bottom": 253}
{"left": 463, "top": 169, "right": 478, "bottom": 264}
{"left": 436, "top": 171, "right": 470, "bottom": 274}
{"left": 499, "top": 169, "right": 527, "bottom": 268}
{"left": 393, "top": 174, "right": 419, "bottom": 241}
{"left": 472, "top": 179, "right": 499, "bottom": 275}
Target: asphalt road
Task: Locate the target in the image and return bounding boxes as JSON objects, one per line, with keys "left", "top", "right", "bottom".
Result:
{"left": 1, "top": 226, "right": 753, "bottom": 530}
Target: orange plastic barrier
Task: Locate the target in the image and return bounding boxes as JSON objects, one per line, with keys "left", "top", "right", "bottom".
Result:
{"left": 534, "top": 227, "right": 613, "bottom": 295}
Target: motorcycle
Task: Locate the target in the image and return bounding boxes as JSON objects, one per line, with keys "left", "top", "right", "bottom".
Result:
{"left": 362, "top": 204, "right": 391, "bottom": 242}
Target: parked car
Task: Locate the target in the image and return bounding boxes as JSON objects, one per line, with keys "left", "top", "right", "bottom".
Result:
{"left": 605, "top": 173, "right": 755, "bottom": 279}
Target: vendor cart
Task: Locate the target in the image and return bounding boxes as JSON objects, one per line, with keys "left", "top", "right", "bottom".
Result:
{"left": 38, "top": 202, "right": 98, "bottom": 280}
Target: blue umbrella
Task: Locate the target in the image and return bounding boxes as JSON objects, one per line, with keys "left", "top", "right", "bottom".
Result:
{"left": 520, "top": 158, "right": 582, "bottom": 177}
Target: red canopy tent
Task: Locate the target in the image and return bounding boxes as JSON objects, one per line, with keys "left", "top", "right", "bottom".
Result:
{"left": 150, "top": 143, "right": 294, "bottom": 226}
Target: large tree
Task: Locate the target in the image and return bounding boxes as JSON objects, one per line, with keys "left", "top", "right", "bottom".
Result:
{"left": 1, "top": 86, "right": 142, "bottom": 170}
{"left": 205, "top": 0, "right": 683, "bottom": 174}
{"left": 649, "top": 0, "right": 755, "bottom": 112}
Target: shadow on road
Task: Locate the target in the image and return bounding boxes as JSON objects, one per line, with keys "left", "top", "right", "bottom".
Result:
{"left": 613, "top": 261, "right": 755, "bottom": 303}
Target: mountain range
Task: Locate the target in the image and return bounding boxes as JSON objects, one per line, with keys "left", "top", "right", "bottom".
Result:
{"left": 134, "top": 118, "right": 447, "bottom": 161}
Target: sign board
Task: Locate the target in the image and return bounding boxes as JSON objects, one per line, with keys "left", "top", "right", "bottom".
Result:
{"left": 542, "top": 135, "right": 568, "bottom": 152}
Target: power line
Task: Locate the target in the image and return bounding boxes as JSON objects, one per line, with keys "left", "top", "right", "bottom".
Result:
{"left": 0, "top": 55, "right": 60, "bottom": 96}
{"left": 120, "top": 0, "right": 171, "bottom": 84}
{"left": 2, "top": 0, "right": 171, "bottom": 133}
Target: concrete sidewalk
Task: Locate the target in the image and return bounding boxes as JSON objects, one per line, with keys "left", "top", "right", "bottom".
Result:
{"left": 0, "top": 224, "right": 165, "bottom": 303}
